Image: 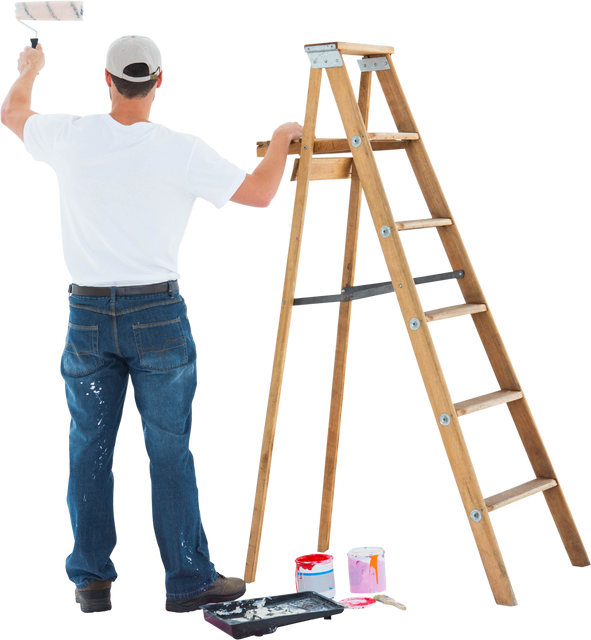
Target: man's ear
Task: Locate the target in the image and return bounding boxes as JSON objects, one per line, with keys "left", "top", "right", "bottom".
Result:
{"left": 156, "top": 71, "right": 163, "bottom": 89}
{"left": 105, "top": 69, "right": 112, "bottom": 87}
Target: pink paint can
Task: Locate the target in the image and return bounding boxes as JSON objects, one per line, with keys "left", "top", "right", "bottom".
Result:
{"left": 345, "top": 543, "right": 390, "bottom": 596}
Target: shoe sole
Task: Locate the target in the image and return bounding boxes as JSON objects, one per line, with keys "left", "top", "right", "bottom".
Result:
{"left": 72, "top": 589, "right": 115, "bottom": 616}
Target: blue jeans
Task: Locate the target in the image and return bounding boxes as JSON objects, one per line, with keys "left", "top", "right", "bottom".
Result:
{"left": 61, "top": 282, "right": 217, "bottom": 599}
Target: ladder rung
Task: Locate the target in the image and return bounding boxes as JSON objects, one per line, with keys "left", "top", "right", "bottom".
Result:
{"left": 454, "top": 390, "right": 524, "bottom": 417}
{"left": 367, "top": 129, "right": 419, "bottom": 142}
{"left": 485, "top": 478, "right": 558, "bottom": 512}
{"left": 424, "top": 303, "right": 487, "bottom": 322}
{"left": 395, "top": 217, "right": 453, "bottom": 232}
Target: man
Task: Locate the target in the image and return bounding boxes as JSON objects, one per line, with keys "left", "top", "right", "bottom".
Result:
{"left": 1, "top": 35, "right": 303, "bottom": 613}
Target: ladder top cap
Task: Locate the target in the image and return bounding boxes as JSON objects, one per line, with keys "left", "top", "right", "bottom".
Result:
{"left": 302, "top": 40, "right": 397, "bottom": 56}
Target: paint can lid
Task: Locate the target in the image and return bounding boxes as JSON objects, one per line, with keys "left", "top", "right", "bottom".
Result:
{"left": 338, "top": 597, "right": 376, "bottom": 609}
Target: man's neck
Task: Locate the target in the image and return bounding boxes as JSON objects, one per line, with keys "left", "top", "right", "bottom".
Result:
{"left": 109, "top": 97, "right": 152, "bottom": 126}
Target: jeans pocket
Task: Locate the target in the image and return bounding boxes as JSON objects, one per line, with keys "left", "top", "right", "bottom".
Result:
{"left": 62, "top": 323, "right": 104, "bottom": 377}
{"left": 133, "top": 317, "right": 188, "bottom": 371}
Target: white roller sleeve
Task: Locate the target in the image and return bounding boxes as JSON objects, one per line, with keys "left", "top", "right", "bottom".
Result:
{"left": 15, "top": 1, "right": 84, "bottom": 21}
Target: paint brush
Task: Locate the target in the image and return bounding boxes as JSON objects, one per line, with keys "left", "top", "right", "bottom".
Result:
{"left": 374, "top": 594, "right": 406, "bottom": 610}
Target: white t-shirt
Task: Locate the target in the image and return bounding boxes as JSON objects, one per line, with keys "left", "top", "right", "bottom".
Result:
{"left": 24, "top": 113, "right": 246, "bottom": 286}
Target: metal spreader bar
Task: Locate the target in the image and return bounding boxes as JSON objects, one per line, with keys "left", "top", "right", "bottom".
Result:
{"left": 293, "top": 270, "right": 464, "bottom": 309}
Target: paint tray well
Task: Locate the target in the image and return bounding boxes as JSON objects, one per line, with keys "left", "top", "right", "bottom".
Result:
{"left": 202, "top": 591, "right": 345, "bottom": 638}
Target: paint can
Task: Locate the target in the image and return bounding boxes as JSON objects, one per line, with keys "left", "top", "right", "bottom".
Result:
{"left": 295, "top": 553, "right": 336, "bottom": 599}
{"left": 347, "top": 546, "right": 387, "bottom": 593}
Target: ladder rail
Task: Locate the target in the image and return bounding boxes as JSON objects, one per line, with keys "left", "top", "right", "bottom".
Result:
{"left": 244, "top": 67, "right": 323, "bottom": 584}
{"left": 324, "top": 60, "right": 518, "bottom": 606}
{"left": 318, "top": 69, "right": 372, "bottom": 553}
{"left": 375, "top": 54, "right": 589, "bottom": 569}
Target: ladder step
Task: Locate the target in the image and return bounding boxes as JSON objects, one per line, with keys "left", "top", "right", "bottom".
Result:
{"left": 424, "top": 303, "right": 487, "bottom": 322}
{"left": 302, "top": 38, "right": 398, "bottom": 58}
{"left": 370, "top": 129, "right": 419, "bottom": 142}
{"left": 485, "top": 478, "right": 558, "bottom": 512}
{"left": 253, "top": 129, "right": 419, "bottom": 160}
{"left": 293, "top": 270, "right": 464, "bottom": 311}
{"left": 396, "top": 217, "right": 452, "bottom": 233}
{"left": 454, "top": 390, "right": 524, "bottom": 417}
{"left": 291, "top": 157, "right": 353, "bottom": 182}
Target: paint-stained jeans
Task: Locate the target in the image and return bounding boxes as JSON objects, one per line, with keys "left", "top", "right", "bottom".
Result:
{"left": 61, "top": 283, "right": 217, "bottom": 599}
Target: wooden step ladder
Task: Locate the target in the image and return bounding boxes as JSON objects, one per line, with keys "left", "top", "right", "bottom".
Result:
{"left": 244, "top": 41, "right": 589, "bottom": 606}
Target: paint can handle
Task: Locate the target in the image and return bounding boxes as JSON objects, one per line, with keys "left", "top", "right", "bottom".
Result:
{"left": 31, "top": 38, "right": 38, "bottom": 49}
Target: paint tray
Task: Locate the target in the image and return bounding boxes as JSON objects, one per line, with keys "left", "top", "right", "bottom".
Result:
{"left": 202, "top": 591, "right": 345, "bottom": 638}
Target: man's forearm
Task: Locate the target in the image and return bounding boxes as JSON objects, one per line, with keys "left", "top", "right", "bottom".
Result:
{"left": 1, "top": 68, "right": 37, "bottom": 115}
{"left": 252, "top": 131, "right": 291, "bottom": 206}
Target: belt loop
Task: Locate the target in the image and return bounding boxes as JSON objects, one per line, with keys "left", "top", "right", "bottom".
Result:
{"left": 168, "top": 280, "right": 174, "bottom": 298}
{"left": 68, "top": 284, "right": 72, "bottom": 297}
{"left": 111, "top": 286, "right": 117, "bottom": 303}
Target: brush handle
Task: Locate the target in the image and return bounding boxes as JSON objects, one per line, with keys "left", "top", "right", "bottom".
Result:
{"left": 371, "top": 593, "right": 408, "bottom": 613}
{"left": 31, "top": 38, "right": 38, "bottom": 49}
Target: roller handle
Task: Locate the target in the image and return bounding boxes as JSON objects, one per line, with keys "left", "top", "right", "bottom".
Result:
{"left": 31, "top": 38, "right": 38, "bottom": 49}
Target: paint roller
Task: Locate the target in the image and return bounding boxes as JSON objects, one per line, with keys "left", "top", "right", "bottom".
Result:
{"left": 15, "top": 2, "right": 84, "bottom": 49}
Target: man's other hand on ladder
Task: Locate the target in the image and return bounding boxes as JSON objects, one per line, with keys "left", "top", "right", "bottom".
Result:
{"left": 269, "top": 120, "right": 304, "bottom": 140}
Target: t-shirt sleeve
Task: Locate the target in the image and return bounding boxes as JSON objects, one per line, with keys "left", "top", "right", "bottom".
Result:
{"left": 23, "top": 111, "right": 72, "bottom": 171}
{"left": 186, "top": 137, "right": 247, "bottom": 209}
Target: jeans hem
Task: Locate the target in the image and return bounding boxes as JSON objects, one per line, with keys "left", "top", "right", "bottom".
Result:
{"left": 76, "top": 575, "right": 117, "bottom": 590}
{"left": 164, "top": 578, "right": 217, "bottom": 600}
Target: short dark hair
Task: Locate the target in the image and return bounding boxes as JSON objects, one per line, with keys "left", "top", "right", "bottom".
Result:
{"left": 110, "top": 63, "right": 158, "bottom": 99}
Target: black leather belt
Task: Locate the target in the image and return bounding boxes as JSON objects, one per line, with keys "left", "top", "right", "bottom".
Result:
{"left": 69, "top": 280, "right": 179, "bottom": 297}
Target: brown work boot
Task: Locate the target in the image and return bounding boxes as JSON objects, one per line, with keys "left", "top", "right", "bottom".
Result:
{"left": 163, "top": 569, "right": 248, "bottom": 616}
{"left": 75, "top": 579, "right": 112, "bottom": 613}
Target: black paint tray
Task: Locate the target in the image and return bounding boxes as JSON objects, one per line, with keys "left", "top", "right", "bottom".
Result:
{"left": 202, "top": 591, "right": 345, "bottom": 638}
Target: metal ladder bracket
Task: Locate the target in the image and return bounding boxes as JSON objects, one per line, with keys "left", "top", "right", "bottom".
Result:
{"left": 305, "top": 44, "right": 344, "bottom": 69}
{"left": 302, "top": 44, "right": 390, "bottom": 72}
{"left": 358, "top": 56, "right": 390, "bottom": 71}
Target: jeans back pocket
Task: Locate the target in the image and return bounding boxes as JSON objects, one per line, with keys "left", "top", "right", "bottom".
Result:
{"left": 62, "top": 323, "right": 104, "bottom": 377}
{"left": 133, "top": 317, "right": 188, "bottom": 371}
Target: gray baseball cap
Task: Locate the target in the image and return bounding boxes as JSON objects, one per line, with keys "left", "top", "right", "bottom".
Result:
{"left": 106, "top": 35, "right": 162, "bottom": 82}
